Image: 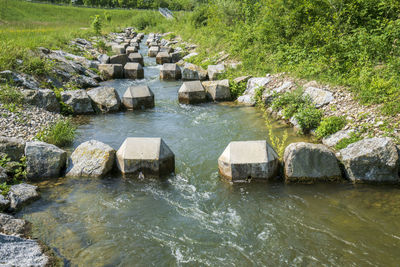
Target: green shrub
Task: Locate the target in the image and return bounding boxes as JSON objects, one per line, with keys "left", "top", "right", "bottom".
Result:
{"left": 19, "top": 56, "right": 51, "bottom": 76}
{"left": 335, "top": 133, "right": 363, "bottom": 150}
{"left": 295, "top": 105, "right": 323, "bottom": 133}
{"left": 230, "top": 81, "right": 247, "bottom": 99}
{"left": 191, "top": 5, "right": 209, "bottom": 28}
{"left": 91, "top": 15, "right": 102, "bottom": 35}
{"left": 36, "top": 118, "right": 76, "bottom": 147}
{"left": 253, "top": 86, "right": 265, "bottom": 106}
{"left": 53, "top": 88, "right": 73, "bottom": 116}
{"left": 0, "top": 85, "right": 24, "bottom": 105}
{"left": 0, "top": 154, "right": 26, "bottom": 184}
{"left": 0, "top": 183, "right": 10, "bottom": 196}
{"left": 271, "top": 89, "right": 310, "bottom": 118}
{"left": 315, "top": 116, "right": 347, "bottom": 139}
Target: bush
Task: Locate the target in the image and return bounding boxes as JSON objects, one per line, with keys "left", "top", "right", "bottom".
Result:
{"left": 271, "top": 89, "right": 310, "bottom": 118}
{"left": 191, "top": 5, "right": 209, "bottom": 28}
{"left": 36, "top": 119, "right": 76, "bottom": 147}
{"left": 335, "top": 133, "right": 363, "bottom": 150}
{"left": 0, "top": 85, "right": 24, "bottom": 105}
{"left": 295, "top": 105, "right": 323, "bottom": 133}
{"left": 19, "top": 56, "right": 51, "bottom": 76}
{"left": 91, "top": 15, "right": 102, "bottom": 35}
{"left": 230, "top": 81, "right": 247, "bottom": 100}
{"left": 315, "top": 116, "right": 347, "bottom": 139}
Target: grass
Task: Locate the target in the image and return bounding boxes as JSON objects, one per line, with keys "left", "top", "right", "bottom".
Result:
{"left": 36, "top": 118, "right": 76, "bottom": 147}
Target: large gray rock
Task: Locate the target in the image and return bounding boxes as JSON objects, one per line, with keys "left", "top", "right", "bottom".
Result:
{"left": 178, "top": 81, "right": 207, "bottom": 104}
{"left": 0, "top": 166, "right": 7, "bottom": 184}
{"left": 237, "top": 77, "right": 270, "bottom": 106}
{"left": 182, "top": 52, "right": 198, "bottom": 60}
{"left": 202, "top": 79, "right": 231, "bottom": 101}
{"left": 66, "top": 140, "right": 115, "bottom": 178}
{"left": 0, "top": 70, "right": 40, "bottom": 89}
{"left": 70, "top": 74, "right": 99, "bottom": 89}
{"left": 126, "top": 46, "right": 138, "bottom": 54}
{"left": 98, "top": 54, "right": 110, "bottom": 64}
{"left": 0, "top": 136, "right": 25, "bottom": 162}
{"left": 218, "top": 140, "right": 279, "bottom": 182}
{"left": 340, "top": 138, "right": 399, "bottom": 183}
{"left": 99, "top": 64, "right": 123, "bottom": 80}
{"left": 87, "top": 86, "right": 121, "bottom": 113}
{"left": 21, "top": 89, "right": 60, "bottom": 113}
{"left": 322, "top": 129, "right": 354, "bottom": 148}
{"left": 207, "top": 64, "right": 225, "bottom": 81}
{"left": 128, "top": 53, "right": 144, "bottom": 66}
{"left": 160, "top": 63, "right": 181, "bottom": 80}
{"left": 124, "top": 63, "right": 144, "bottom": 79}
{"left": 112, "top": 44, "right": 126, "bottom": 54}
{"left": 0, "top": 195, "right": 10, "bottom": 212}
{"left": 156, "top": 52, "right": 171, "bottom": 64}
{"left": 304, "top": 87, "right": 334, "bottom": 108}
{"left": 171, "top": 51, "right": 184, "bottom": 63}
{"left": 0, "top": 234, "right": 48, "bottom": 266}
{"left": 0, "top": 213, "right": 30, "bottom": 236}
{"left": 122, "top": 86, "right": 154, "bottom": 110}
{"left": 109, "top": 54, "right": 129, "bottom": 66}
{"left": 148, "top": 46, "right": 160, "bottom": 57}
{"left": 61, "top": 89, "right": 94, "bottom": 114}
{"left": 181, "top": 63, "right": 208, "bottom": 81}
{"left": 116, "top": 137, "right": 175, "bottom": 177}
{"left": 25, "top": 141, "right": 67, "bottom": 181}
{"left": 8, "top": 183, "right": 40, "bottom": 211}
{"left": 283, "top": 142, "right": 342, "bottom": 183}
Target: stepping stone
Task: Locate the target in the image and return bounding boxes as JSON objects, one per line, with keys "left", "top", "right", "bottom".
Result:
{"left": 149, "top": 41, "right": 159, "bottom": 47}
{"left": 126, "top": 46, "right": 138, "bottom": 54}
{"left": 218, "top": 140, "right": 279, "bottom": 182}
{"left": 121, "top": 42, "right": 130, "bottom": 49}
{"left": 148, "top": 46, "right": 159, "bottom": 57}
{"left": 122, "top": 86, "right": 154, "bottom": 110}
{"left": 178, "top": 81, "right": 207, "bottom": 104}
{"left": 112, "top": 45, "right": 125, "bottom": 54}
{"left": 130, "top": 42, "right": 140, "bottom": 49}
{"left": 181, "top": 63, "right": 208, "bottom": 81}
{"left": 202, "top": 79, "right": 231, "bottom": 101}
{"left": 131, "top": 38, "right": 139, "bottom": 44}
{"left": 156, "top": 52, "right": 172, "bottom": 65}
{"left": 109, "top": 54, "right": 128, "bottom": 66}
{"left": 128, "top": 53, "right": 144, "bottom": 66}
{"left": 98, "top": 64, "right": 123, "bottom": 79}
{"left": 160, "top": 63, "right": 181, "bottom": 80}
{"left": 207, "top": 64, "right": 225, "bottom": 80}
{"left": 124, "top": 63, "right": 144, "bottom": 79}
{"left": 87, "top": 86, "right": 121, "bottom": 113}
{"left": 116, "top": 137, "right": 175, "bottom": 177}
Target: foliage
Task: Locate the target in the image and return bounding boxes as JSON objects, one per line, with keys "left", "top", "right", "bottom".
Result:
{"left": 315, "top": 116, "right": 347, "bottom": 139}
{"left": 335, "top": 132, "right": 363, "bottom": 150}
{"left": 0, "top": 154, "right": 27, "bottom": 186}
{"left": 295, "top": 106, "right": 323, "bottom": 133}
{"left": 104, "top": 11, "right": 111, "bottom": 23}
{"left": 91, "top": 15, "right": 102, "bottom": 35}
{"left": 36, "top": 118, "right": 76, "bottom": 147}
{"left": 253, "top": 86, "right": 265, "bottom": 106}
{"left": 271, "top": 89, "right": 310, "bottom": 119}
{"left": 0, "top": 85, "right": 24, "bottom": 105}
{"left": 53, "top": 88, "right": 74, "bottom": 116}
{"left": 230, "top": 81, "right": 247, "bottom": 100}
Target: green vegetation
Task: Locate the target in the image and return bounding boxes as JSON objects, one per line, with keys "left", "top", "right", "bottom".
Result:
{"left": 271, "top": 89, "right": 309, "bottom": 119}
{"left": 315, "top": 116, "right": 347, "bottom": 139}
{"left": 0, "top": 154, "right": 27, "bottom": 194}
{"left": 36, "top": 118, "right": 76, "bottom": 147}
{"left": 91, "top": 14, "right": 102, "bottom": 35}
{"left": 335, "top": 132, "right": 363, "bottom": 150}
{"left": 295, "top": 106, "right": 323, "bottom": 134}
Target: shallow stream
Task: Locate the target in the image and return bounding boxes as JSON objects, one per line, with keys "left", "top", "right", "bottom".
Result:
{"left": 19, "top": 38, "right": 400, "bottom": 266}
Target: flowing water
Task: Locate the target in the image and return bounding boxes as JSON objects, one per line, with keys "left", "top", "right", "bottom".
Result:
{"left": 19, "top": 39, "right": 400, "bottom": 266}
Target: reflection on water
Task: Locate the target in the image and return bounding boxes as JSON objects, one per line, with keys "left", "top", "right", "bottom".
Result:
{"left": 19, "top": 37, "right": 400, "bottom": 266}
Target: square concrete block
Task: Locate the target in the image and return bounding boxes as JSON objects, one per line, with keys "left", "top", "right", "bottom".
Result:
{"left": 148, "top": 46, "right": 159, "bottom": 57}
{"left": 112, "top": 45, "right": 125, "bottom": 54}
{"left": 110, "top": 54, "right": 129, "bottom": 67}
{"left": 207, "top": 64, "right": 225, "bottom": 81}
{"left": 202, "top": 79, "right": 231, "bottom": 101}
{"left": 156, "top": 52, "right": 172, "bottom": 65}
{"left": 122, "top": 86, "right": 154, "bottom": 110}
{"left": 116, "top": 137, "right": 175, "bottom": 177}
{"left": 160, "top": 63, "right": 181, "bottom": 80}
{"left": 178, "top": 81, "right": 207, "bottom": 104}
{"left": 218, "top": 141, "right": 279, "bottom": 182}
{"left": 130, "top": 42, "right": 140, "bottom": 49}
{"left": 126, "top": 46, "right": 138, "bottom": 54}
{"left": 128, "top": 53, "right": 144, "bottom": 66}
{"left": 98, "top": 64, "right": 123, "bottom": 80}
{"left": 124, "top": 63, "right": 144, "bottom": 79}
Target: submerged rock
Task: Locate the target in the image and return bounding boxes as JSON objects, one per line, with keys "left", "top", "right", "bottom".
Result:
{"left": 178, "top": 81, "right": 207, "bottom": 104}
{"left": 87, "top": 86, "right": 121, "bottom": 113}
{"left": 283, "top": 142, "right": 342, "bottom": 183}
{"left": 8, "top": 183, "right": 40, "bottom": 211}
{"left": 340, "top": 137, "right": 399, "bottom": 183}
{"left": 66, "top": 140, "right": 115, "bottom": 178}
{"left": 21, "top": 89, "right": 60, "bottom": 113}
{"left": 116, "top": 137, "right": 175, "bottom": 177}
{"left": 25, "top": 141, "right": 67, "bottom": 181}
{"left": 0, "top": 136, "right": 25, "bottom": 162}
{"left": 218, "top": 140, "right": 279, "bottom": 182}
{"left": 61, "top": 89, "right": 94, "bottom": 114}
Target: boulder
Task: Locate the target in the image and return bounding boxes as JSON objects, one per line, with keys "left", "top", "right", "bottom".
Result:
{"left": 160, "top": 63, "right": 181, "bottom": 80}
{"left": 156, "top": 52, "right": 172, "bottom": 65}
{"left": 122, "top": 86, "right": 154, "bottom": 110}
{"left": 25, "top": 141, "right": 67, "bottom": 181}
{"left": 340, "top": 138, "right": 399, "bottom": 183}
{"left": 70, "top": 74, "right": 99, "bottom": 89}
{"left": 0, "top": 213, "right": 30, "bottom": 236}
{"left": 116, "top": 137, "right": 175, "bottom": 177}
{"left": 0, "top": 136, "right": 25, "bottom": 162}
{"left": 202, "top": 79, "right": 231, "bottom": 101}
{"left": 109, "top": 54, "right": 128, "bottom": 66}
{"left": 233, "top": 76, "right": 252, "bottom": 84}
{"left": 182, "top": 52, "right": 198, "bottom": 60}
{"left": 159, "top": 46, "right": 173, "bottom": 53}
{"left": 218, "top": 140, "right": 279, "bottom": 182}
{"left": 66, "top": 140, "right": 115, "bottom": 178}
{"left": 61, "top": 90, "right": 94, "bottom": 114}
{"left": 171, "top": 51, "right": 184, "bottom": 63}
{"left": 0, "top": 166, "right": 7, "bottom": 184}
{"left": 322, "top": 129, "right": 354, "bottom": 148}
{"left": 87, "top": 86, "right": 121, "bottom": 113}
{"left": 21, "top": 89, "right": 60, "bottom": 113}
{"left": 304, "top": 87, "right": 334, "bottom": 108}
{"left": 112, "top": 45, "right": 126, "bottom": 54}
{"left": 126, "top": 46, "right": 138, "bottom": 54}
{"left": 0, "top": 195, "right": 10, "bottom": 212}
{"left": 8, "top": 183, "right": 40, "bottom": 211}
{"left": 0, "top": 70, "right": 40, "bottom": 89}
{"left": 148, "top": 46, "right": 160, "bottom": 57}
{"left": 130, "top": 42, "right": 140, "bottom": 49}
{"left": 0, "top": 234, "right": 48, "bottom": 266}
{"left": 181, "top": 63, "right": 208, "bottom": 81}
{"left": 207, "top": 64, "right": 225, "bottom": 81}
{"left": 237, "top": 77, "right": 271, "bottom": 106}
{"left": 178, "top": 81, "right": 207, "bottom": 104}
{"left": 98, "top": 64, "right": 123, "bottom": 80}
{"left": 283, "top": 142, "right": 342, "bottom": 183}
{"left": 128, "top": 53, "right": 144, "bottom": 66}
{"left": 98, "top": 54, "right": 110, "bottom": 64}
{"left": 124, "top": 63, "right": 144, "bottom": 79}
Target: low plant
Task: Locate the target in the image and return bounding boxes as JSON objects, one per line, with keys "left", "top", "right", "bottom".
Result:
{"left": 53, "top": 88, "right": 73, "bottom": 115}
{"left": 315, "top": 116, "right": 347, "bottom": 139}
{"left": 91, "top": 15, "right": 102, "bottom": 35}
{"left": 0, "top": 84, "right": 24, "bottom": 105}
{"left": 104, "top": 11, "right": 111, "bottom": 23}
{"left": 94, "top": 40, "right": 109, "bottom": 54}
{"left": 295, "top": 105, "right": 323, "bottom": 133}
{"left": 36, "top": 118, "right": 76, "bottom": 147}
{"left": 19, "top": 56, "right": 52, "bottom": 76}
{"left": 253, "top": 86, "right": 265, "bottom": 106}
{"left": 0, "top": 183, "right": 10, "bottom": 196}
{"left": 271, "top": 89, "right": 310, "bottom": 118}
{"left": 229, "top": 80, "right": 247, "bottom": 99}
{"left": 335, "top": 133, "right": 363, "bottom": 150}
{"left": 0, "top": 154, "right": 27, "bottom": 183}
